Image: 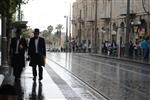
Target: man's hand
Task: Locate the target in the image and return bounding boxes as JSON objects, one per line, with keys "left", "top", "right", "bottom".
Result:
{"left": 19, "top": 44, "right": 23, "bottom": 49}
{"left": 26, "top": 56, "right": 31, "bottom": 61}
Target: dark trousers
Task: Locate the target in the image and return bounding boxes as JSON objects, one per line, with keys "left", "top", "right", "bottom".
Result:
{"left": 13, "top": 54, "right": 24, "bottom": 78}
{"left": 143, "top": 48, "right": 149, "bottom": 59}
{"left": 14, "top": 65, "right": 23, "bottom": 78}
{"left": 32, "top": 65, "right": 43, "bottom": 78}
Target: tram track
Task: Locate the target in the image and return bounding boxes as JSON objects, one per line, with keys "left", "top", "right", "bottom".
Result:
{"left": 46, "top": 55, "right": 109, "bottom": 100}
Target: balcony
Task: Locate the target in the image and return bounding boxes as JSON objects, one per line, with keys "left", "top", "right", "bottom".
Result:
{"left": 120, "top": 6, "right": 136, "bottom": 16}
{"left": 86, "top": 19, "right": 95, "bottom": 23}
{"left": 100, "top": 12, "right": 111, "bottom": 21}
{"left": 100, "top": 17, "right": 111, "bottom": 21}
{"left": 85, "top": 16, "right": 95, "bottom": 23}
{"left": 77, "top": 18, "right": 84, "bottom": 24}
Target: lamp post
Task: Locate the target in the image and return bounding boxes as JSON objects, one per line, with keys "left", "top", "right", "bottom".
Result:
{"left": 18, "top": 0, "right": 21, "bottom": 21}
{"left": 94, "top": 0, "right": 98, "bottom": 53}
{"left": 1, "top": 1, "right": 8, "bottom": 72}
{"left": 1, "top": 15, "right": 8, "bottom": 69}
{"left": 110, "top": 0, "right": 112, "bottom": 41}
{"left": 125, "top": 0, "right": 130, "bottom": 56}
{"left": 64, "top": 16, "right": 68, "bottom": 52}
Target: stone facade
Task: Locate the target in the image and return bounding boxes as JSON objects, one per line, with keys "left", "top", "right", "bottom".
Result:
{"left": 72, "top": 0, "right": 150, "bottom": 53}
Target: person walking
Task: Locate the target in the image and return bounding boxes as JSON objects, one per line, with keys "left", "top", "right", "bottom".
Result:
{"left": 88, "top": 41, "right": 91, "bottom": 53}
{"left": 141, "top": 37, "right": 149, "bottom": 59}
{"left": 129, "top": 41, "right": 134, "bottom": 57}
{"left": 28, "top": 28, "right": 46, "bottom": 81}
{"left": 9, "top": 28, "right": 27, "bottom": 81}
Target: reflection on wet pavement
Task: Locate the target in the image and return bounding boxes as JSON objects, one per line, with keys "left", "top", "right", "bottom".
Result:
{"left": 14, "top": 80, "right": 24, "bottom": 100}
{"left": 29, "top": 81, "right": 44, "bottom": 100}
{"left": 22, "top": 66, "right": 66, "bottom": 100}
{"left": 47, "top": 53, "right": 150, "bottom": 100}
{"left": 45, "top": 63, "right": 82, "bottom": 100}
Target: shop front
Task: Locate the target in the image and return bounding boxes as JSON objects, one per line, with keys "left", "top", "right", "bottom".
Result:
{"left": 131, "top": 18, "right": 147, "bottom": 42}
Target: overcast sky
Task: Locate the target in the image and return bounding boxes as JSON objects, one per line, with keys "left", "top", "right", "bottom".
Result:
{"left": 22, "top": 0, "right": 75, "bottom": 32}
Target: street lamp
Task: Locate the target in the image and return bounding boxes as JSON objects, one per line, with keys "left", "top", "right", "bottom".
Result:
{"left": 125, "top": 0, "right": 130, "bottom": 56}
{"left": 94, "top": 0, "right": 98, "bottom": 53}
{"left": 64, "top": 16, "right": 68, "bottom": 52}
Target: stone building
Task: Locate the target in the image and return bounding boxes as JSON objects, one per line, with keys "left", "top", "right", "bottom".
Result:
{"left": 72, "top": 0, "right": 150, "bottom": 53}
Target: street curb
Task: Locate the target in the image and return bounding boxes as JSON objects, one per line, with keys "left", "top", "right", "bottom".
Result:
{"left": 90, "top": 53, "right": 150, "bottom": 66}
{"left": 0, "top": 74, "right": 4, "bottom": 86}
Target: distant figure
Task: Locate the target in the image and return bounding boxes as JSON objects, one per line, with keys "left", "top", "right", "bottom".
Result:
{"left": 83, "top": 42, "right": 87, "bottom": 53}
{"left": 141, "top": 37, "right": 149, "bottom": 59}
{"left": 88, "top": 42, "right": 91, "bottom": 53}
{"left": 28, "top": 28, "right": 46, "bottom": 81}
{"left": 9, "top": 28, "right": 27, "bottom": 81}
{"left": 129, "top": 41, "right": 134, "bottom": 57}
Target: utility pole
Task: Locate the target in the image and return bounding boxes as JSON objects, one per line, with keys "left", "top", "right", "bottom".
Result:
{"left": 125, "top": 0, "right": 130, "bottom": 56}
{"left": 94, "top": 0, "right": 98, "bottom": 53}
{"left": 79, "top": 10, "right": 82, "bottom": 45}
{"left": 1, "top": 15, "right": 8, "bottom": 70}
{"left": 0, "top": 1, "right": 9, "bottom": 73}
{"left": 110, "top": 0, "right": 112, "bottom": 41}
{"left": 69, "top": 3, "right": 71, "bottom": 52}
{"left": 64, "top": 16, "right": 68, "bottom": 52}
{"left": 69, "top": 3, "right": 71, "bottom": 39}
{"left": 18, "top": 0, "right": 21, "bottom": 21}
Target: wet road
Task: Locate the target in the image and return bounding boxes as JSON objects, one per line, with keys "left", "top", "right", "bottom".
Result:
{"left": 47, "top": 53, "right": 150, "bottom": 100}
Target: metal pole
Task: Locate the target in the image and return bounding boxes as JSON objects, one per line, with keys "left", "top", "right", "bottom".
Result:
{"left": 18, "top": 0, "right": 21, "bottom": 21}
{"left": 148, "top": 0, "right": 150, "bottom": 36}
{"left": 69, "top": 3, "right": 71, "bottom": 52}
{"left": 1, "top": 15, "right": 8, "bottom": 69}
{"left": 125, "top": 0, "right": 130, "bottom": 56}
{"left": 65, "top": 16, "right": 68, "bottom": 52}
{"left": 110, "top": 0, "right": 112, "bottom": 41}
{"left": 79, "top": 10, "right": 82, "bottom": 45}
{"left": 69, "top": 3, "right": 71, "bottom": 38}
{"left": 94, "top": 0, "right": 98, "bottom": 53}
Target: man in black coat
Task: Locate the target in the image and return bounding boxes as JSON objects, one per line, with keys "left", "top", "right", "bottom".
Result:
{"left": 28, "top": 28, "right": 46, "bottom": 81}
{"left": 10, "top": 28, "right": 27, "bottom": 81}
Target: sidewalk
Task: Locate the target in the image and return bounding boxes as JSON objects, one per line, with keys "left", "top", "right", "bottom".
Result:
{"left": 23, "top": 66, "right": 66, "bottom": 100}
{"left": 90, "top": 53, "right": 150, "bottom": 65}
{"left": 0, "top": 66, "right": 9, "bottom": 86}
{"left": 0, "top": 66, "right": 66, "bottom": 100}
{"left": 0, "top": 74, "right": 4, "bottom": 86}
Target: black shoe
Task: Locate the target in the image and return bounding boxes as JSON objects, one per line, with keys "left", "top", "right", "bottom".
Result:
{"left": 33, "top": 77, "right": 36, "bottom": 81}
{"left": 39, "top": 77, "right": 43, "bottom": 81}
{"left": 15, "top": 77, "right": 20, "bottom": 82}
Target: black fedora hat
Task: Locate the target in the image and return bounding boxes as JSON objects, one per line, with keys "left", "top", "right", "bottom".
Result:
{"left": 33, "top": 28, "right": 40, "bottom": 33}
